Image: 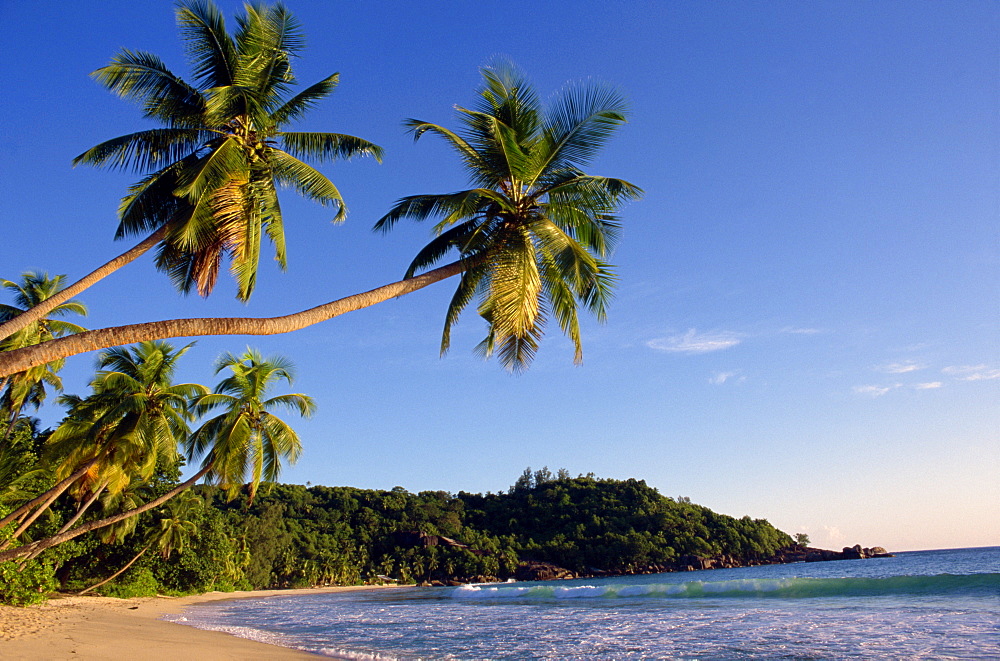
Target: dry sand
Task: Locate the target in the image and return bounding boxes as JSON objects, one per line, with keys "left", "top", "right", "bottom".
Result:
{"left": 0, "top": 585, "right": 398, "bottom": 660}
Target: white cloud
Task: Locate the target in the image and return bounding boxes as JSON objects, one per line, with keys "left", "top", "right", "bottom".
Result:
{"left": 780, "top": 326, "right": 822, "bottom": 335}
{"left": 647, "top": 329, "right": 742, "bottom": 354}
{"left": 880, "top": 361, "right": 926, "bottom": 374}
{"left": 914, "top": 382, "right": 943, "bottom": 390}
{"left": 942, "top": 365, "right": 1000, "bottom": 381}
{"left": 853, "top": 384, "right": 896, "bottom": 397}
{"left": 709, "top": 370, "right": 742, "bottom": 385}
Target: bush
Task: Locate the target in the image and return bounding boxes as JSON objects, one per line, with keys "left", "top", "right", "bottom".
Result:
{"left": 96, "top": 567, "right": 160, "bottom": 598}
{"left": 0, "top": 559, "right": 58, "bottom": 606}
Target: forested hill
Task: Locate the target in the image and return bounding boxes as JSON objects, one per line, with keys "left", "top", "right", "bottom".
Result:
{"left": 201, "top": 470, "right": 790, "bottom": 588}
{"left": 44, "top": 470, "right": 792, "bottom": 596}
{"left": 461, "top": 470, "right": 792, "bottom": 574}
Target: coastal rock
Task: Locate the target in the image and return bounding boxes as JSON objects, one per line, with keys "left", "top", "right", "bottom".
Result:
{"left": 515, "top": 561, "right": 577, "bottom": 581}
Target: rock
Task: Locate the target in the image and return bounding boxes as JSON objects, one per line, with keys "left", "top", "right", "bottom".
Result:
{"left": 515, "top": 561, "right": 577, "bottom": 582}
{"left": 842, "top": 544, "right": 867, "bottom": 560}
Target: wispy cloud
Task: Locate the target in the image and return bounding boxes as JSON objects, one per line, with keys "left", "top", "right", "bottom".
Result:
{"left": 780, "top": 326, "right": 822, "bottom": 335}
{"left": 943, "top": 365, "right": 1000, "bottom": 381}
{"left": 709, "top": 370, "right": 743, "bottom": 385}
{"left": 853, "top": 384, "right": 898, "bottom": 397}
{"left": 880, "top": 361, "right": 927, "bottom": 374}
{"left": 647, "top": 329, "right": 742, "bottom": 354}
{"left": 914, "top": 382, "right": 943, "bottom": 390}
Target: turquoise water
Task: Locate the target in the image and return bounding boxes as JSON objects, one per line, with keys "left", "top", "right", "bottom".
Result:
{"left": 166, "top": 546, "right": 1000, "bottom": 659}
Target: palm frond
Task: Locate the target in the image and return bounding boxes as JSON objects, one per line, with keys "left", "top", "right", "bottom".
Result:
{"left": 268, "top": 149, "right": 346, "bottom": 221}
{"left": 403, "top": 220, "right": 479, "bottom": 277}
{"left": 440, "top": 266, "right": 486, "bottom": 356}
{"left": 90, "top": 49, "right": 203, "bottom": 123}
{"left": 270, "top": 73, "right": 339, "bottom": 126}
{"left": 403, "top": 120, "right": 492, "bottom": 184}
{"left": 176, "top": 0, "right": 237, "bottom": 89}
{"left": 235, "top": 2, "right": 304, "bottom": 109}
{"left": 374, "top": 189, "right": 503, "bottom": 233}
{"left": 279, "top": 131, "right": 384, "bottom": 163}
{"left": 534, "top": 80, "right": 629, "bottom": 179}
{"left": 173, "top": 136, "right": 246, "bottom": 202}
{"left": 73, "top": 128, "right": 208, "bottom": 173}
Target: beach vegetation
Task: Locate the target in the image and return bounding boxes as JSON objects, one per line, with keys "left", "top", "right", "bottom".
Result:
{"left": 0, "top": 344, "right": 311, "bottom": 574}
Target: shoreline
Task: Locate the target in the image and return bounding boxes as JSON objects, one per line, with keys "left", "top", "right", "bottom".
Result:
{"left": 0, "top": 585, "right": 401, "bottom": 660}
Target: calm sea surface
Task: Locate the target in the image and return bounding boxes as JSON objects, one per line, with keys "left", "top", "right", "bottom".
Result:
{"left": 166, "top": 546, "right": 999, "bottom": 659}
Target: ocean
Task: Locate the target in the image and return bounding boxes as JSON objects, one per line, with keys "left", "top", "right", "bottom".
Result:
{"left": 165, "top": 546, "right": 999, "bottom": 659}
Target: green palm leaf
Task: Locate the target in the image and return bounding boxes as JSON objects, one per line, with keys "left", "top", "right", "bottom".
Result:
{"left": 279, "top": 131, "right": 384, "bottom": 163}
{"left": 177, "top": 0, "right": 236, "bottom": 89}
{"left": 270, "top": 73, "right": 339, "bottom": 126}
{"left": 90, "top": 50, "right": 203, "bottom": 124}
{"left": 269, "top": 149, "right": 346, "bottom": 221}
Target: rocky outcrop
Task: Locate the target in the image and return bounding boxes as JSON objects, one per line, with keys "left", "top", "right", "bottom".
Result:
{"left": 510, "top": 544, "right": 894, "bottom": 582}
{"left": 515, "top": 561, "right": 577, "bottom": 581}
{"left": 401, "top": 535, "right": 894, "bottom": 585}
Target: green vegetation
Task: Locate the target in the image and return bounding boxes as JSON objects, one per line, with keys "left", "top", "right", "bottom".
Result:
{"left": 3, "top": 419, "right": 793, "bottom": 603}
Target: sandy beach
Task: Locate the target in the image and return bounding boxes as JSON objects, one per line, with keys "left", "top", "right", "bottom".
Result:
{"left": 0, "top": 586, "right": 396, "bottom": 660}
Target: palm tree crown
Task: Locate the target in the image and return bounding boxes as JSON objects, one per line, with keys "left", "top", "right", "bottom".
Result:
{"left": 375, "top": 60, "right": 642, "bottom": 371}
{"left": 47, "top": 340, "right": 206, "bottom": 500}
{"left": 0, "top": 272, "right": 88, "bottom": 430}
{"left": 186, "top": 347, "right": 314, "bottom": 501}
{"left": 75, "top": 0, "right": 383, "bottom": 301}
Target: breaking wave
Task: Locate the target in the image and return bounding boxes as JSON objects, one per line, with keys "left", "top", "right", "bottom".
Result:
{"left": 451, "top": 572, "right": 1000, "bottom": 600}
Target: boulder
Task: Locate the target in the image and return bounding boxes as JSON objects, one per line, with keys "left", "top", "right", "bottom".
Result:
{"left": 515, "top": 561, "right": 577, "bottom": 582}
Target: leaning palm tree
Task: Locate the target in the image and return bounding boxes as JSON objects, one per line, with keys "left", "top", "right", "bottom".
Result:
{"left": 0, "top": 272, "right": 87, "bottom": 440}
{"left": 0, "top": 0, "right": 381, "bottom": 343}
{"left": 186, "top": 347, "right": 315, "bottom": 502}
{"left": 0, "top": 61, "right": 639, "bottom": 377}
{"left": 77, "top": 491, "right": 202, "bottom": 595}
{"left": 0, "top": 341, "right": 205, "bottom": 557}
{"left": 375, "top": 60, "right": 642, "bottom": 370}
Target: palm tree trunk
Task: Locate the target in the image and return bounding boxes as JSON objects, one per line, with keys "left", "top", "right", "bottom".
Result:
{"left": 56, "top": 480, "right": 109, "bottom": 535}
{"left": 0, "top": 458, "right": 99, "bottom": 547}
{"left": 0, "top": 462, "right": 213, "bottom": 563}
{"left": 0, "top": 259, "right": 466, "bottom": 378}
{"left": 0, "top": 226, "right": 168, "bottom": 343}
{"left": 76, "top": 544, "right": 150, "bottom": 595}
{"left": 18, "top": 480, "right": 111, "bottom": 565}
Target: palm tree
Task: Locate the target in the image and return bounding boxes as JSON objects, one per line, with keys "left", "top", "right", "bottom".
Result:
{"left": 0, "top": 341, "right": 205, "bottom": 556}
{"left": 0, "top": 0, "right": 381, "bottom": 343}
{"left": 186, "top": 347, "right": 315, "bottom": 502}
{"left": 0, "top": 272, "right": 87, "bottom": 440}
{"left": 0, "top": 62, "right": 640, "bottom": 378}
{"left": 375, "top": 60, "right": 642, "bottom": 370}
{"left": 0, "top": 348, "right": 314, "bottom": 563}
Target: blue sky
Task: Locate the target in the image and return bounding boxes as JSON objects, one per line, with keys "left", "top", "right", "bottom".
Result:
{"left": 1, "top": 0, "right": 997, "bottom": 552}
